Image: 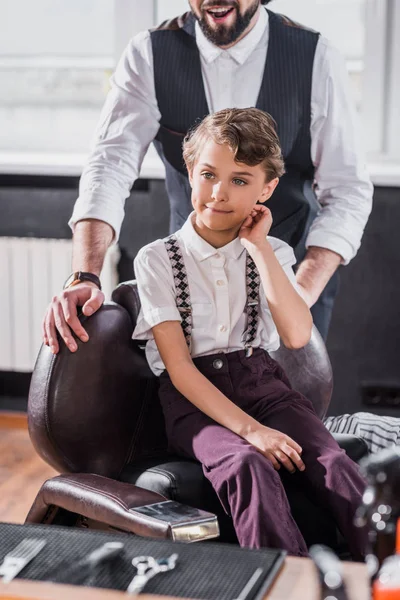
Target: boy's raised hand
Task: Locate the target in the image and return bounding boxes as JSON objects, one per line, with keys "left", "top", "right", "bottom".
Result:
{"left": 239, "top": 205, "right": 273, "bottom": 251}
{"left": 245, "top": 425, "right": 305, "bottom": 473}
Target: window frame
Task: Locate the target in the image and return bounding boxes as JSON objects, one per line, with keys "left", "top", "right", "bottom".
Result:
{"left": 362, "top": 0, "right": 400, "bottom": 159}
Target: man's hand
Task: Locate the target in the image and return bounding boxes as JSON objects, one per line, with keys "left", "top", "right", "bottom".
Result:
{"left": 296, "top": 246, "right": 342, "bottom": 308}
{"left": 43, "top": 282, "right": 105, "bottom": 354}
{"left": 244, "top": 425, "right": 305, "bottom": 473}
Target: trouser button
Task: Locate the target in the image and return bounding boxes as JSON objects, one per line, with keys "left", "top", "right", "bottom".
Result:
{"left": 213, "top": 358, "right": 224, "bottom": 369}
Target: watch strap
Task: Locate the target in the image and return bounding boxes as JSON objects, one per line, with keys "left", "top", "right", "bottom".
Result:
{"left": 64, "top": 271, "right": 102, "bottom": 291}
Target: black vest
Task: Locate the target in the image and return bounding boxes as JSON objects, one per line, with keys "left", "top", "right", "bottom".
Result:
{"left": 150, "top": 9, "right": 320, "bottom": 250}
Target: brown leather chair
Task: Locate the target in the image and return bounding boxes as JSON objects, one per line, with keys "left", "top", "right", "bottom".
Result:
{"left": 26, "top": 281, "right": 368, "bottom": 549}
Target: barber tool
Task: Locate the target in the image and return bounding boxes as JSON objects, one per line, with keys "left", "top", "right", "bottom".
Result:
{"left": 0, "top": 538, "right": 47, "bottom": 584}
{"left": 45, "top": 541, "right": 125, "bottom": 586}
{"left": 372, "top": 518, "right": 400, "bottom": 600}
{"left": 126, "top": 553, "right": 178, "bottom": 595}
{"left": 355, "top": 447, "right": 400, "bottom": 577}
{"left": 309, "top": 544, "right": 349, "bottom": 600}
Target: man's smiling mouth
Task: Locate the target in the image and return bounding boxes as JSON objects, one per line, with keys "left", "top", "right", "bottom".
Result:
{"left": 206, "top": 6, "right": 235, "bottom": 21}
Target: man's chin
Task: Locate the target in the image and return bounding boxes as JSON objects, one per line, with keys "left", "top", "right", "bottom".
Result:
{"left": 199, "top": 13, "right": 239, "bottom": 45}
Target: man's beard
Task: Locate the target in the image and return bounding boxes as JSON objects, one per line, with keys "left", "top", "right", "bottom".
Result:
{"left": 192, "top": 1, "right": 260, "bottom": 47}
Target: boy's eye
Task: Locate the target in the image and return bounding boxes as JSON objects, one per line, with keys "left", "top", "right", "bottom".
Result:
{"left": 232, "top": 178, "right": 247, "bottom": 186}
{"left": 201, "top": 172, "right": 214, "bottom": 180}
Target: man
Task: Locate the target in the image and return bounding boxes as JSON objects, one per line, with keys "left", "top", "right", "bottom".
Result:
{"left": 43, "top": 0, "right": 372, "bottom": 349}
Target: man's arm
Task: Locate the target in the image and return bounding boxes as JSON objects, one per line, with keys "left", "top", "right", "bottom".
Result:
{"left": 43, "top": 31, "right": 161, "bottom": 353}
{"left": 295, "top": 246, "right": 342, "bottom": 308}
{"left": 71, "top": 219, "right": 114, "bottom": 275}
{"left": 70, "top": 30, "right": 161, "bottom": 241}
{"left": 43, "top": 220, "right": 113, "bottom": 354}
{"left": 298, "top": 37, "right": 373, "bottom": 305}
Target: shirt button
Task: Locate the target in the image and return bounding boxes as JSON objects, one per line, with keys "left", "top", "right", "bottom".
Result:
{"left": 213, "top": 358, "right": 224, "bottom": 370}
{"left": 219, "top": 325, "right": 227, "bottom": 332}
{"left": 216, "top": 280, "right": 225, "bottom": 286}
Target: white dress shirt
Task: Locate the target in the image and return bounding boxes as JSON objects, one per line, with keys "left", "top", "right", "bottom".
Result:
{"left": 70, "top": 7, "right": 373, "bottom": 265}
{"left": 133, "top": 213, "right": 299, "bottom": 376}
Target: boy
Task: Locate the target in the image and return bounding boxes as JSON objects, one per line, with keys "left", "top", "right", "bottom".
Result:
{"left": 132, "top": 107, "right": 367, "bottom": 558}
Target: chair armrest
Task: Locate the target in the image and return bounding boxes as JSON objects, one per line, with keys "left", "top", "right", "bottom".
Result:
{"left": 25, "top": 473, "right": 219, "bottom": 542}
{"left": 332, "top": 433, "right": 369, "bottom": 462}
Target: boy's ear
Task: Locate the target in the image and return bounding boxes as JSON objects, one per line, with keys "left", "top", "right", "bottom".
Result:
{"left": 187, "top": 169, "right": 193, "bottom": 187}
{"left": 259, "top": 177, "right": 279, "bottom": 203}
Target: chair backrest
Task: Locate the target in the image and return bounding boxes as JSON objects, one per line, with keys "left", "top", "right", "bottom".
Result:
{"left": 28, "top": 298, "right": 167, "bottom": 479}
{"left": 28, "top": 281, "right": 332, "bottom": 478}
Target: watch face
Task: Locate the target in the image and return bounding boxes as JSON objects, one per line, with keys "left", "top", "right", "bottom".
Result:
{"left": 64, "top": 273, "right": 79, "bottom": 289}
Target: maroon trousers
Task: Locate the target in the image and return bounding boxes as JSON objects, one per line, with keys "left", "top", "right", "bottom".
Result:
{"left": 158, "top": 348, "right": 367, "bottom": 559}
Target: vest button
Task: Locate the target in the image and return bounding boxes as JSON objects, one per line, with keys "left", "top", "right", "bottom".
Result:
{"left": 213, "top": 359, "right": 224, "bottom": 370}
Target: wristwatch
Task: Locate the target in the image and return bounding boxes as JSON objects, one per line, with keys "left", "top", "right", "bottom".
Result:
{"left": 63, "top": 271, "right": 102, "bottom": 291}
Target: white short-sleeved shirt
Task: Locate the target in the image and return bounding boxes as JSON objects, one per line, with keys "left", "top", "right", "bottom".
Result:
{"left": 132, "top": 213, "right": 299, "bottom": 376}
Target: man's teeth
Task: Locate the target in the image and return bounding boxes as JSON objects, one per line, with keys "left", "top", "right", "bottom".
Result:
{"left": 208, "top": 8, "right": 232, "bottom": 16}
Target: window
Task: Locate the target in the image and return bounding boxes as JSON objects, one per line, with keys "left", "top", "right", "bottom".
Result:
{"left": 272, "top": 0, "right": 366, "bottom": 112}
{"left": 0, "top": 0, "right": 114, "bottom": 153}
{"left": 1, "top": 0, "right": 399, "bottom": 162}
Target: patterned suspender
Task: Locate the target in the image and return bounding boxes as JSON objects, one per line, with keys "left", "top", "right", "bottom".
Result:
{"left": 243, "top": 254, "right": 261, "bottom": 357}
{"left": 164, "top": 234, "right": 260, "bottom": 357}
{"left": 164, "top": 235, "right": 193, "bottom": 349}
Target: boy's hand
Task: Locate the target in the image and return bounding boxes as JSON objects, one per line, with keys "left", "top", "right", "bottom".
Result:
{"left": 238, "top": 205, "right": 273, "bottom": 251}
{"left": 244, "top": 425, "right": 305, "bottom": 473}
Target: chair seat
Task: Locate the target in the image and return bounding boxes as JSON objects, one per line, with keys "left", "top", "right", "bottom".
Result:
{"left": 120, "top": 456, "right": 226, "bottom": 516}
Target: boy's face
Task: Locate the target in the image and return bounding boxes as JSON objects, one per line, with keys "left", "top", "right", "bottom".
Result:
{"left": 188, "top": 139, "right": 278, "bottom": 235}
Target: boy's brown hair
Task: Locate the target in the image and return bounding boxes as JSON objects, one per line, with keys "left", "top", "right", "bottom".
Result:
{"left": 183, "top": 107, "right": 285, "bottom": 181}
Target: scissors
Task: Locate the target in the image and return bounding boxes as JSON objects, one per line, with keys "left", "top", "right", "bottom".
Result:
{"left": 127, "top": 553, "right": 179, "bottom": 594}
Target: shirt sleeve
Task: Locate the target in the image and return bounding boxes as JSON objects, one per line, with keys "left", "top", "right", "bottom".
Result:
{"left": 308, "top": 36, "right": 373, "bottom": 265}
{"left": 69, "top": 30, "right": 161, "bottom": 242}
{"left": 132, "top": 242, "right": 181, "bottom": 341}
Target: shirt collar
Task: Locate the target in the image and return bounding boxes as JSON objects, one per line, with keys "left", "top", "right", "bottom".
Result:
{"left": 195, "top": 6, "right": 269, "bottom": 65}
{"left": 179, "top": 212, "right": 246, "bottom": 261}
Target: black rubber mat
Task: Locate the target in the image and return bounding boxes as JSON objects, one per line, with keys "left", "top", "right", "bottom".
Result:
{"left": 0, "top": 523, "right": 285, "bottom": 599}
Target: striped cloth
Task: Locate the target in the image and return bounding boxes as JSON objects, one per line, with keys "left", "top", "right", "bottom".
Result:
{"left": 324, "top": 412, "right": 400, "bottom": 454}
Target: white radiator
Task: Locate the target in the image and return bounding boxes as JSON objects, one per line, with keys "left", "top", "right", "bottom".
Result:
{"left": 0, "top": 237, "right": 120, "bottom": 372}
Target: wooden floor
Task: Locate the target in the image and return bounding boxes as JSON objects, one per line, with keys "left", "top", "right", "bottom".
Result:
{"left": 0, "top": 413, "right": 56, "bottom": 523}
